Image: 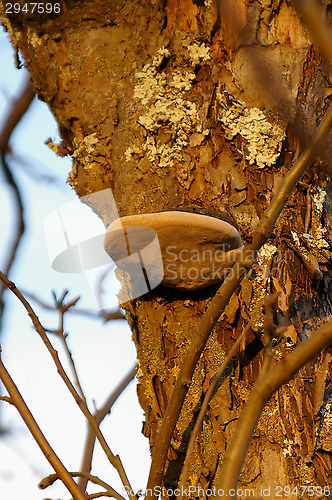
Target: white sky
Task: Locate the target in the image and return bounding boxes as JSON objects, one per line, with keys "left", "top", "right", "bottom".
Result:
{"left": 0, "top": 29, "right": 151, "bottom": 500}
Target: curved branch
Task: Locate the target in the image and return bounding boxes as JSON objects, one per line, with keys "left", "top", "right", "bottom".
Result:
{"left": 78, "top": 366, "right": 137, "bottom": 492}
{"left": 0, "top": 152, "right": 25, "bottom": 330}
{"left": 146, "top": 101, "right": 332, "bottom": 497}
{"left": 0, "top": 395, "right": 13, "bottom": 404}
{"left": 215, "top": 318, "right": 332, "bottom": 497}
{"left": 0, "top": 349, "right": 88, "bottom": 500}
{"left": 88, "top": 492, "right": 125, "bottom": 500}
{"left": 0, "top": 77, "right": 34, "bottom": 329}
{"left": 21, "top": 288, "right": 124, "bottom": 321}
{"left": 178, "top": 323, "right": 251, "bottom": 494}
{"left": 0, "top": 271, "right": 136, "bottom": 500}
{"left": 0, "top": 77, "right": 35, "bottom": 152}
{"left": 51, "top": 290, "right": 87, "bottom": 404}
{"left": 39, "top": 471, "right": 125, "bottom": 500}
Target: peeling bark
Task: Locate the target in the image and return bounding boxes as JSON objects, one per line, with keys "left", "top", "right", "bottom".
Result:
{"left": 1, "top": 0, "right": 332, "bottom": 497}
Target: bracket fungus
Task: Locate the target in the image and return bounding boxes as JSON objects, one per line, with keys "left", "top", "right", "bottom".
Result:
{"left": 104, "top": 210, "right": 243, "bottom": 291}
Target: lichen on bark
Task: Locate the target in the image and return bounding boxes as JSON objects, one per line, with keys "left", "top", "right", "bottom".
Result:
{"left": 1, "top": 0, "right": 332, "bottom": 497}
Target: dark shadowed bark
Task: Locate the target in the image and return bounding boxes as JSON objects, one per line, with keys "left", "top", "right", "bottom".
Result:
{"left": 1, "top": 0, "right": 332, "bottom": 497}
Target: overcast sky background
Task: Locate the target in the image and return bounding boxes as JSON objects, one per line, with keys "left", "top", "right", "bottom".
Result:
{"left": 0, "top": 28, "right": 150, "bottom": 499}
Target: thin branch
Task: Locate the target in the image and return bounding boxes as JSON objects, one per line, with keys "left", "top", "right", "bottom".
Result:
{"left": 0, "top": 77, "right": 35, "bottom": 153}
{"left": 96, "top": 268, "right": 113, "bottom": 312}
{"left": 0, "top": 151, "right": 25, "bottom": 330}
{"left": 0, "top": 77, "right": 35, "bottom": 329}
{"left": 146, "top": 101, "right": 332, "bottom": 497}
{"left": 21, "top": 289, "right": 124, "bottom": 322}
{"left": 0, "top": 152, "right": 25, "bottom": 268}
{"left": 215, "top": 318, "right": 332, "bottom": 498}
{"left": 9, "top": 150, "right": 60, "bottom": 184}
{"left": 47, "top": 292, "right": 135, "bottom": 484}
{"left": 39, "top": 471, "right": 125, "bottom": 500}
{"left": 60, "top": 331, "right": 87, "bottom": 403}
{"left": 0, "top": 395, "right": 13, "bottom": 405}
{"left": 0, "top": 349, "right": 88, "bottom": 500}
{"left": 178, "top": 323, "right": 251, "bottom": 494}
{"left": 51, "top": 290, "right": 87, "bottom": 403}
{"left": 179, "top": 293, "right": 280, "bottom": 492}
{"left": 0, "top": 271, "right": 136, "bottom": 500}
{"left": 78, "top": 365, "right": 137, "bottom": 493}
{"left": 88, "top": 492, "right": 125, "bottom": 500}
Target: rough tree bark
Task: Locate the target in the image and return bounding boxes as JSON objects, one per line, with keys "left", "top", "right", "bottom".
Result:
{"left": 1, "top": 0, "right": 332, "bottom": 498}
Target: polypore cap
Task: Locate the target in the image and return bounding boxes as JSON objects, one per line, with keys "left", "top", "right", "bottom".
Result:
{"left": 104, "top": 210, "right": 243, "bottom": 291}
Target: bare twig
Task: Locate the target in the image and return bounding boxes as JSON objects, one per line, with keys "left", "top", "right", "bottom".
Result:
{"left": 178, "top": 323, "right": 251, "bottom": 494}
{"left": 0, "top": 78, "right": 35, "bottom": 329}
{"left": 146, "top": 101, "right": 332, "bottom": 497}
{"left": 21, "top": 289, "right": 124, "bottom": 322}
{"left": 0, "top": 78, "right": 35, "bottom": 328}
{"left": 39, "top": 471, "right": 125, "bottom": 500}
{"left": 96, "top": 268, "right": 113, "bottom": 312}
{"left": 179, "top": 294, "right": 280, "bottom": 491}
{"left": 88, "top": 492, "right": 125, "bottom": 500}
{"left": 0, "top": 348, "right": 88, "bottom": 500}
{"left": 51, "top": 290, "right": 87, "bottom": 403}
{"left": 0, "top": 151, "right": 25, "bottom": 330}
{"left": 0, "top": 77, "right": 35, "bottom": 153}
{"left": 9, "top": 150, "right": 60, "bottom": 184}
{"left": 59, "top": 329, "right": 86, "bottom": 403}
{"left": 0, "top": 271, "right": 136, "bottom": 500}
{"left": 0, "top": 395, "right": 13, "bottom": 405}
{"left": 79, "top": 365, "right": 137, "bottom": 493}
{"left": 215, "top": 318, "right": 332, "bottom": 498}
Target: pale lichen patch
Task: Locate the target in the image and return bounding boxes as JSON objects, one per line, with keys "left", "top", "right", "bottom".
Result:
{"left": 27, "top": 28, "right": 44, "bottom": 49}
{"left": 134, "top": 47, "right": 170, "bottom": 105}
{"left": 127, "top": 44, "right": 210, "bottom": 168}
{"left": 257, "top": 243, "right": 278, "bottom": 266}
{"left": 187, "top": 42, "right": 210, "bottom": 67}
{"left": 72, "top": 133, "right": 99, "bottom": 170}
{"left": 124, "top": 145, "right": 143, "bottom": 162}
{"left": 317, "top": 401, "right": 332, "bottom": 452}
{"left": 73, "top": 133, "right": 98, "bottom": 154}
{"left": 250, "top": 243, "right": 278, "bottom": 332}
{"left": 282, "top": 438, "right": 295, "bottom": 457}
{"left": 171, "top": 70, "right": 196, "bottom": 91}
{"left": 217, "top": 93, "right": 286, "bottom": 169}
{"left": 302, "top": 187, "right": 330, "bottom": 254}
{"left": 291, "top": 230, "right": 316, "bottom": 265}
{"left": 137, "top": 98, "right": 208, "bottom": 167}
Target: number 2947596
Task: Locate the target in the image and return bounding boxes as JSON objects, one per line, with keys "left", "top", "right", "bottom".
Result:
{"left": 5, "top": 3, "right": 61, "bottom": 14}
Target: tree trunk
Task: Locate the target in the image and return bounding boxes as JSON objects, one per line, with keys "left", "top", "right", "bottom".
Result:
{"left": 1, "top": 0, "right": 332, "bottom": 497}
